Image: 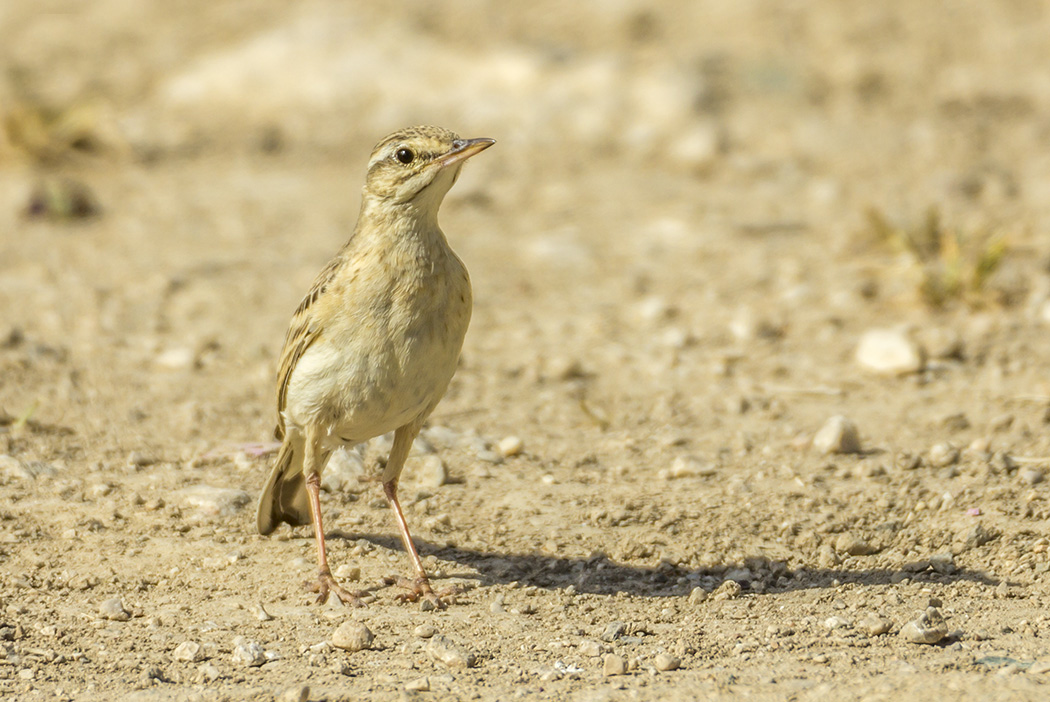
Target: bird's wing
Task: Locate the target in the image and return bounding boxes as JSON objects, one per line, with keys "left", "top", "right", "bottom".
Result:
{"left": 274, "top": 254, "right": 344, "bottom": 440}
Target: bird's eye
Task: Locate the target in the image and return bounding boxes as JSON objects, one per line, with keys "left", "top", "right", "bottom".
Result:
{"left": 395, "top": 148, "right": 414, "bottom": 164}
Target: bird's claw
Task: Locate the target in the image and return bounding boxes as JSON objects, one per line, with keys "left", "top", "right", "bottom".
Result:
{"left": 306, "top": 572, "right": 366, "bottom": 607}
{"left": 384, "top": 575, "right": 462, "bottom": 608}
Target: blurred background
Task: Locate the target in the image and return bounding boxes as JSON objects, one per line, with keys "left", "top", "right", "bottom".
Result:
{"left": 3, "top": 0, "right": 1050, "bottom": 452}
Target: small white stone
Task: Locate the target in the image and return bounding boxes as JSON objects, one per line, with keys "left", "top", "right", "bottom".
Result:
{"left": 824, "top": 616, "right": 850, "bottom": 630}
{"left": 173, "top": 641, "right": 203, "bottom": 662}
{"left": 653, "top": 653, "right": 681, "bottom": 671}
{"left": 578, "top": 640, "right": 604, "bottom": 657}
{"left": 928, "top": 443, "right": 959, "bottom": 467}
{"left": 1020, "top": 468, "right": 1045, "bottom": 485}
{"left": 712, "top": 580, "right": 741, "bottom": 601}
{"left": 413, "top": 623, "right": 437, "bottom": 639}
{"left": 899, "top": 607, "right": 948, "bottom": 645}
{"left": 857, "top": 614, "right": 893, "bottom": 636}
{"left": 99, "top": 597, "right": 130, "bottom": 622}
{"left": 172, "top": 485, "right": 251, "bottom": 516}
{"left": 331, "top": 621, "right": 374, "bottom": 652}
{"left": 855, "top": 328, "right": 925, "bottom": 375}
{"left": 497, "top": 436, "right": 524, "bottom": 457}
{"left": 321, "top": 447, "right": 366, "bottom": 492}
{"left": 659, "top": 455, "right": 717, "bottom": 480}
{"left": 813, "top": 415, "right": 862, "bottom": 455}
{"left": 333, "top": 564, "right": 361, "bottom": 581}
{"left": 602, "top": 653, "right": 627, "bottom": 676}
{"left": 155, "top": 347, "right": 195, "bottom": 370}
{"left": 405, "top": 677, "right": 430, "bottom": 692}
{"left": 232, "top": 641, "right": 266, "bottom": 667}
{"left": 422, "top": 455, "right": 449, "bottom": 488}
{"left": 425, "top": 635, "right": 476, "bottom": 669}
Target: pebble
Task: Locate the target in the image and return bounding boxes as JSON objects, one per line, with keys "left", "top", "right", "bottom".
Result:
{"left": 416, "top": 455, "right": 449, "bottom": 488}
{"left": 653, "top": 653, "right": 680, "bottom": 671}
{"left": 928, "top": 443, "right": 960, "bottom": 467}
{"left": 232, "top": 641, "right": 267, "bottom": 667}
{"left": 658, "top": 455, "right": 716, "bottom": 480}
{"left": 425, "top": 635, "right": 476, "bottom": 669}
{"left": 155, "top": 347, "right": 195, "bottom": 370}
{"left": 824, "top": 616, "right": 850, "bottom": 630}
{"left": 197, "top": 662, "right": 221, "bottom": 681}
{"left": 331, "top": 621, "right": 374, "bottom": 652}
{"left": 172, "top": 485, "right": 252, "bottom": 516}
{"left": 0, "top": 455, "right": 57, "bottom": 480}
{"left": 712, "top": 580, "right": 741, "bottom": 601}
{"left": 579, "top": 640, "right": 604, "bottom": 657}
{"left": 413, "top": 624, "right": 437, "bottom": 639}
{"left": 254, "top": 603, "right": 274, "bottom": 622}
{"left": 958, "top": 523, "right": 1000, "bottom": 551}
{"left": 1020, "top": 467, "right": 1045, "bottom": 486}
{"left": 855, "top": 328, "right": 925, "bottom": 375}
{"left": 929, "top": 552, "right": 956, "bottom": 574}
{"left": 813, "top": 415, "right": 862, "bottom": 455}
{"left": 834, "top": 534, "right": 876, "bottom": 556}
{"left": 857, "top": 614, "right": 893, "bottom": 636}
{"left": 333, "top": 564, "right": 361, "bottom": 581}
{"left": 279, "top": 685, "right": 310, "bottom": 702}
{"left": 173, "top": 641, "right": 203, "bottom": 662}
{"left": 899, "top": 607, "right": 948, "bottom": 645}
{"left": 1030, "top": 660, "right": 1050, "bottom": 675}
{"left": 99, "top": 598, "right": 131, "bottom": 622}
{"left": 687, "top": 587, "right": 708, "bottom": 604}
{"left": 497, "top": 436, "right": 524, "bottom": 458}
{"left": 321, "top": 448, "right": 366, "bottom": 492}
{"left": 405, "top": 677, "right": 430, "bottom": 692}
{"left": 603, "top": 653, "right": 627, "bottom": 676}
{"left": 601, "top": 621, "right": 627, "bottom": 642}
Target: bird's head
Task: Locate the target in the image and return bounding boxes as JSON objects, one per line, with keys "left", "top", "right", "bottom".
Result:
{"left": 363, "top": 126, "right": 495, "bottom": 210}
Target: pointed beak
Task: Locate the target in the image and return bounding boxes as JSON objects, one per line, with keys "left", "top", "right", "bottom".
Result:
{"left": 440, "top": 137, "right": 496, "bottom": 167}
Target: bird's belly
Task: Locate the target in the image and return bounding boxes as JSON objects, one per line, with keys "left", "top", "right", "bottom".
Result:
{"left": 282, "top": 308, "right": 467, "bottom": 445}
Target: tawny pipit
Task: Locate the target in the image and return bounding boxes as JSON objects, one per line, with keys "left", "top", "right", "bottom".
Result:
{"left": 257, "top": 126, "right": 494, "bottom": 607}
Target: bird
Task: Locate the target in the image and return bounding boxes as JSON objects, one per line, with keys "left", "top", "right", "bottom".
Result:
{"left": 256, "top": 126, "right": 494, "bottom": 607}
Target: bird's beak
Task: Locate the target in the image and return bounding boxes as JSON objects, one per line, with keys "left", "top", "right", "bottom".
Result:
{"left": 440, "top": 137, "right": 496, "bottom": 167}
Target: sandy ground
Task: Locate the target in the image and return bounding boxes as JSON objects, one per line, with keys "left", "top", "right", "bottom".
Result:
{"left": 3, "top": 1, "right": 1050, "bottom": 700}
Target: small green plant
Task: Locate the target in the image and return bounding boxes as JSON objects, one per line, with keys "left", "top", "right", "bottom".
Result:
{"left": 864, "top": 206, "right": 1009, "bottom": 308}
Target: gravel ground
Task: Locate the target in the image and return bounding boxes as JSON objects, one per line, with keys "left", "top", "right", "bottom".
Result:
{"left": 2, "top": 2, "right": 1050, "bottom": 700}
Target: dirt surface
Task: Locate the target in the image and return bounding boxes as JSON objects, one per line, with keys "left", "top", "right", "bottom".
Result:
{"left": 3, "top": 2, "right": 1050, "bottom": 700}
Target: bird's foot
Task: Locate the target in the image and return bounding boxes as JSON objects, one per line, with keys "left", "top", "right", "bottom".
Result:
{"left": 306, "top": 571, "right": 367, "bottom": 607}
{"left": 383, "top": 575, "right": 464, "bottom": 609}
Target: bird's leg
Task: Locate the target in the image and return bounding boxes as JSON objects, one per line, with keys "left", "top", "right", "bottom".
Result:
{"left": 303, "top": 430, "right": 365, "bottom": 606}
{"left": 381, "top": 426, "right": 452, "bottom": 608}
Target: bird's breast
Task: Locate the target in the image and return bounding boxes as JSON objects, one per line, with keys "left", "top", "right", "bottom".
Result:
{"left": 282, "top": 240, "right": 472, "bottom": 445}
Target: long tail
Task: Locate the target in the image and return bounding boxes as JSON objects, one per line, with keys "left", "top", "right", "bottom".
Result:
{"left": 257, "top": 438, "right": 311, "bottom": 534}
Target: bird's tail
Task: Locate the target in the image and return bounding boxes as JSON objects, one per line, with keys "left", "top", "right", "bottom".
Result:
{"left": 257, "top": 438, "right": 312, "bottom": 535}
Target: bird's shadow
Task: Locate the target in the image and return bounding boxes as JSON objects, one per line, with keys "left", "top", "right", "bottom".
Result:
{"left": 330, "top": 531, "right": 999, "bottom": 598}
